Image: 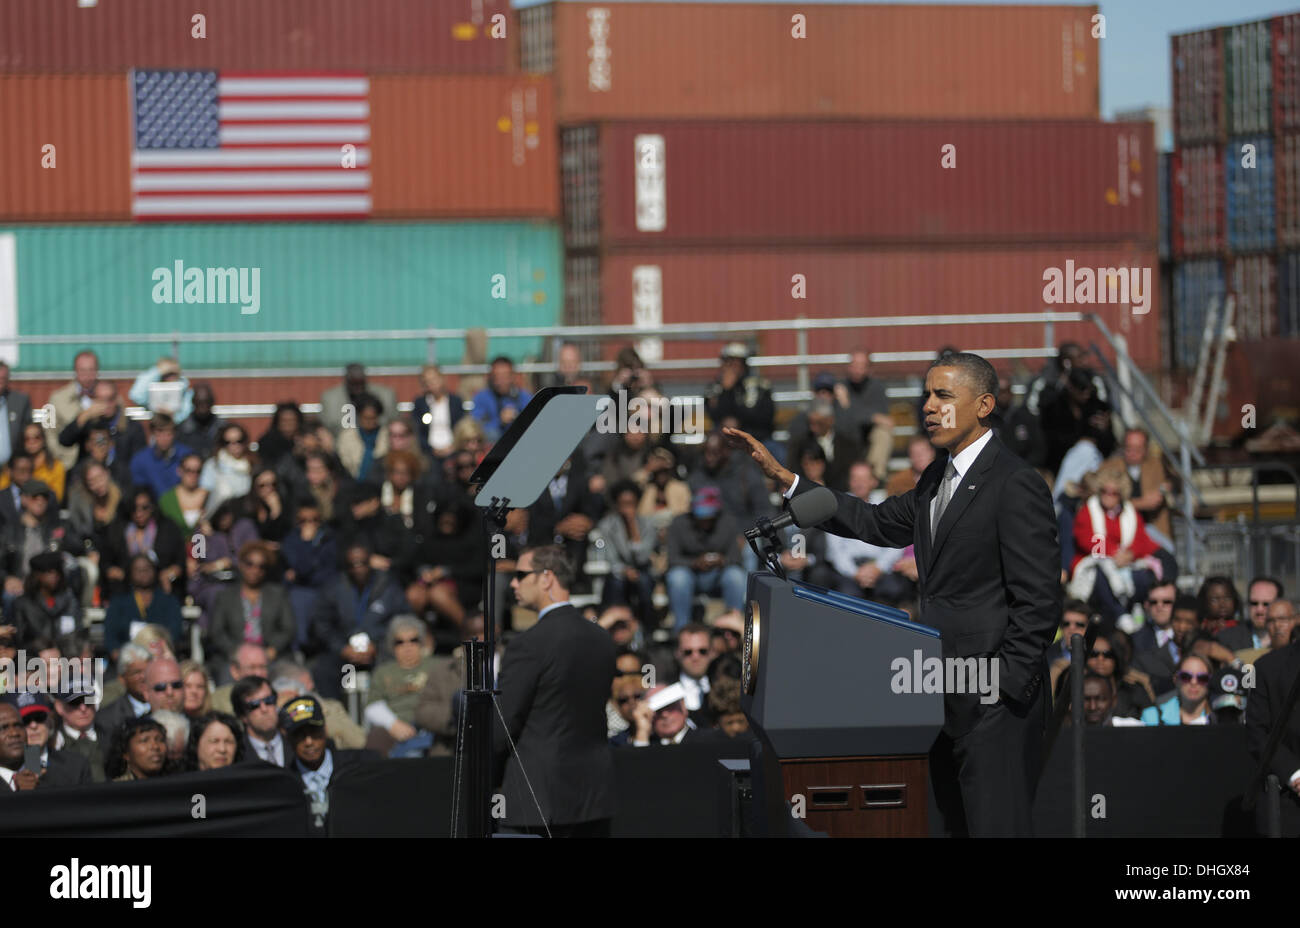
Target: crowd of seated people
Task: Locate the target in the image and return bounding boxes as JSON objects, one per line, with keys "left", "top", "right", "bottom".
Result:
{"left": 0, "top": 341, "right": 1290, "bottom": 838}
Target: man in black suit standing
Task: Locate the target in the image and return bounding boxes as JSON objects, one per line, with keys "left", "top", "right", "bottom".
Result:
{"left": 496, "top": 544, "right": 616, "bottom": 837}
{"left": 726, "top": 351, "right": 1061, "bottom": 837}
{"left": 0, "top": 361, "right": 32, "bottom": 475}
{"left": 1245, "top": 628, "right": 1300, "bottom": 836}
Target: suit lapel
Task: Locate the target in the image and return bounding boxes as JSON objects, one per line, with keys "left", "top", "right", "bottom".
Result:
{"left": 926, "top": 436, "right": 1001, "bottom": 572}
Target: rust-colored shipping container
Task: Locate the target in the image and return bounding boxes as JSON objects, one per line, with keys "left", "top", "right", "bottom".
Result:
{"left": 588, "top": 244, "right": 1162, "bottom": 375}
{"left": 564, "top": 120, "right": 1155, "bottom": 249}
{"left": 523, "top": 2, "right": 1100, "bottom": 122}
{"left": 1227, "top": 254, "right": 1277, "bottom": 342}
{"left": 1274, "top": 14, "right": 1300, "bottom": 130}
{"left": 1276, "top": 132, "right": 1300, "bottom": 248}
{"left": 1171, "top": 145, "right": 1225, "bottom": 257}
{"left": 0, "top": 0, "right": 512, "bottom": 73}
{"left": 1172, "top": 28, "right": 1224, "bottom": 145}
{"left": 371, "top": 76, "right": 558, "bottom": 219}
{"left": 0, "top": 75, "right": 131, "bottom": 221}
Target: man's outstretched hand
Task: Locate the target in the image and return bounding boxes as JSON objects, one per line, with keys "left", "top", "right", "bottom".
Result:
{"left": 723, "top": 427, "right": 797, "bottom": 494}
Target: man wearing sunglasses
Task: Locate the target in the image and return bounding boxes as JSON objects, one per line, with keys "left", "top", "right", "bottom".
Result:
{"left": 232, "top": 675, "right": 286, "bottom": 767}
{"left": 496, "top": 545, "right": 616, "bottom": 837}
{"left": 143, "top": 658, "right": 185, "bottom": 714}
{"left": 1219, "top": 576, "right": 1283, "bottom": 653}
{"left": 51, "top": 686, "right": 108, "bottom": 782}
{"left": 1130, "top": 581, "right": 1177, "bottom": 655}
{"left": 1, "top": 692, "right": 93, "bottom": 788}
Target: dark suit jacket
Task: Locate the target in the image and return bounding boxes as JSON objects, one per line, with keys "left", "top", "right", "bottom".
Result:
{"left": 1, "top": 389, "right": 32, "bottom": 460}
{"left": 308, "top": 570, "right": 408, "bottom": 660}
{"left": 790, "top": 432, "right": 1060, "bottom": 736}
{"left": 58, "top": 729, "right": 108, "bottom": 783}
{"left": 96, "top": 694, "right": 148, "bottom": 744}
{"left": 1218, "top": 623, "right": 1260, "bottom": 652}
{"left": 1245, "top": 639, "right": 1300, "bottom": 835}
{"left": 1132, "top": 640, "right": 1180, "bottom": 698}
{"left": 786, "top": 431, "right": 863, "bottom": 492}
{"left": 209, "top": 582, "right": 295, "bottom": 664}
{"left": 410, "top": 392, "right": 465, "bottom": 458}
{"left": 39, "top": 749, "right": 93, "bottom": 788}
{"left": 494, "top": 603, "right": 617, "bottom": 826}
{"left": 99, "top": 517, "right": 187, "bottom": 601}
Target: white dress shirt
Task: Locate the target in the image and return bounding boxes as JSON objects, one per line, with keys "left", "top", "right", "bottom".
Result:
{"left": 249, "top": 732, "right": 285, "bottom": 766}
{"left": 929, "top": 429, "right": 993, "bottom": 528}
{"left": 0, "top": 765, "right": 17, "bottom": 791}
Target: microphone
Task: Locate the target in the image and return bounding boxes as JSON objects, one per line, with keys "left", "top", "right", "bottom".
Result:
{"left": 744, "top": 485, "right": 838, "bottom": 539}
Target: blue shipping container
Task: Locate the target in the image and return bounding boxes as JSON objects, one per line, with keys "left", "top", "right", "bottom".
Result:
{"left": 1225, "top": 135, "right": 1276, "bottom": 252}
{"left": 0, "top": 222, "right": 563, "bottom": 371}
{"left": 1173, "top": 260, "right": 1226, "bottom": 368}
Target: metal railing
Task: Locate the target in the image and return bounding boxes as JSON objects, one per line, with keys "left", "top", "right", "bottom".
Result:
{"left": 9, "top": 312, "right": 1082, "bottom": 390}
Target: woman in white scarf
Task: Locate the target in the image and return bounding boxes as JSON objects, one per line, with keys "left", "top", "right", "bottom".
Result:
{"left": 1067, "top": 462, "right": 1170, "bottom": 625}
{"left": 200, "top": 423, "right": 255, "bottom": 516}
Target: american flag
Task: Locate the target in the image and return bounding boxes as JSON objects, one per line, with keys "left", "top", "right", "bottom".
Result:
{"left": 130, "top": 70, "right": 371, "bottom": 220}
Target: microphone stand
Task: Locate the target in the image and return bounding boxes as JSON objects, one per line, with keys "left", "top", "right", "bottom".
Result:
{"left": 744, "top": 517, "right": 787, "bottom": 581}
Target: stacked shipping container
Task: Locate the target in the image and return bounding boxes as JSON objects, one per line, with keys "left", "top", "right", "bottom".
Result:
{"left": 532, "top": 0, "right": 1158, "bottom": 376}
{"left": 1171, "top": 14, "right": 1300, "bottom": 369}
{"left": 0, "top": 0, "right": 561, "bottom": 371}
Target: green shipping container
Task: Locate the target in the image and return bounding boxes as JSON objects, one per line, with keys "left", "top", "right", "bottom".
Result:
{"left": 0, "top": 222, "right": 562, "bottom": 371}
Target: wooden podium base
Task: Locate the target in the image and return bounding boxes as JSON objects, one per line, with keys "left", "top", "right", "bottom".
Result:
{"left": 780, "top": 755, "right": 930, "bottom": 837}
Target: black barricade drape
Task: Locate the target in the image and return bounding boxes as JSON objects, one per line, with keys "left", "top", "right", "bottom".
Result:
{"left": 0, "top": 729, "right": 1263, "bottom": 837}
{"left": 0, "top": 763, "right": 312, "bottom": 838}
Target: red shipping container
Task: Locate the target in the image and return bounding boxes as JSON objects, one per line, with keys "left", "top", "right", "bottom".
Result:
{"left": 0, "top": 75, "right": 131, "bottom": 221}
{"left": 371, "top": 76, "right": 558, "bottom": 219}
{"left": 1276, "top": 131, "right": 1300, "bottom": 247}
{"left": 524, "top": 2, "right": 1100, "bottom": 122}
{"left": 0, "top": 0, "right": 512, "bottom": 73}
{"left": 1172, "top": 28, "right": 1224, "bottom": 145}
{"left": 1171, "top": 145, "right": 1225, "bottom": 257}
{"left": 1274, "top": 14, "right": 1300, "bottom": 130}
{"left": 589, "top": 244, "right": 1162, "bottom": 376}
{"left": 1227, "top": 254, "right": 1277, "bottom": 342}
{"left": 565, "top": 120, "right": 1156, "bottom": 249}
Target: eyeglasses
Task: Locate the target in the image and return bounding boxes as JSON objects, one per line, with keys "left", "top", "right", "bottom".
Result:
{"left": 394, "top": 636, "right": 421, "bottom": 646}
{"left": 243, "top": 695, "right": 277, "bottom": 711}
{"left": 679, "top": 648, "right": 710, "bottom": 656}
{"left": 24, "top": 712, "right": 49, "bottom": 726}
{"left": 1088, "top": 649, "right": 1115, "bottom": 659}
{"left": 1177, "top": 671, "right": 1210, "bottom": 684}
{"left": 151, "top": 681, "right": 184, "bottom": 692}
{"left": 513, "top": 570, "right": 536, "bottom": 582}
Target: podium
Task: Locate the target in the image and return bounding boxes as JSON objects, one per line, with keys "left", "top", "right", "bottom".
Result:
{"left": 741, "top": 572, "right": 943, "bottom": 837}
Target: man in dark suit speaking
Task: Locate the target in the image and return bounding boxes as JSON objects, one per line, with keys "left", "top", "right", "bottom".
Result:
{"left": 726, "top": 352, "right": 1061, "bottom": 836}
{"left": 495, "top": 544, "right": 617, "bottom": 837}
